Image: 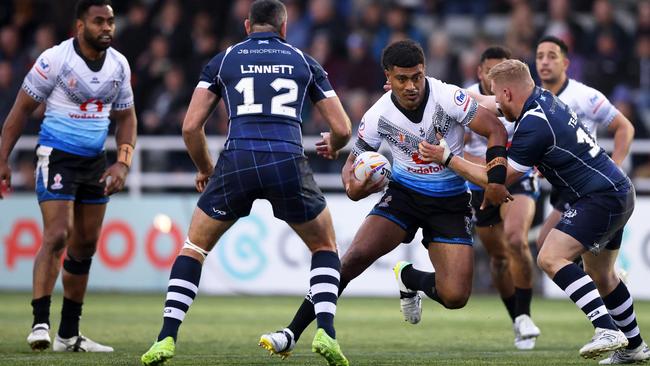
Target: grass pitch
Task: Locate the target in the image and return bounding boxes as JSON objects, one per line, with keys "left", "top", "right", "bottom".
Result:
{"left": 1, "top": 292, "right": 648, "bottom": 365}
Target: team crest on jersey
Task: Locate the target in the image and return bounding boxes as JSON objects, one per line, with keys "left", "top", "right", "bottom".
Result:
{"left": 38, "top": 57, "right": 50, "bottom": 73}
{"left": 50, "top": 173, "right": 63, "bottom": 190}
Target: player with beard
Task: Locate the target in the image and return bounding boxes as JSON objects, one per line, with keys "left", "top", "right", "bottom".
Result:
{"left": 0, "top": 0, "right": 136, "bottom": 352}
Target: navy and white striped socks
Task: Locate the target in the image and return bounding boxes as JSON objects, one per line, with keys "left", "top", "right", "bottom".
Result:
{"left": 603, "top": 281, "right": 644, "bottom": 349}
{"left": 157, "top": 255, "right": 202, "bottom": 341}
{"left": 552, "top": 263, "right": 617, "bottom": 330}
{"left": 310, "top": 251, "right": 341, "bottom": 339}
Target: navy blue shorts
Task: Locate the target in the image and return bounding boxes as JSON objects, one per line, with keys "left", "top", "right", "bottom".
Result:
{"left": 369, "top": 181, "right": 474, "bottom": 247}
{"left": 35, "top": 145, "right": 108, "bottom": 204}
{"left": 471, "top": 174, "right": 540, "bottom": 227}
{"left": 555, "top": 185, "right": 635, "bottom": 253}
{"left": 197, "top": 150, "right": 326, "bottom": 223}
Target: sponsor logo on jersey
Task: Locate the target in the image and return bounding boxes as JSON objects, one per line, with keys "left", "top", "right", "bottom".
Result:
{"left": 406, "top": 163, "right": 446, "bottom": 174}
{"left": 50, "top": 173, "right": 63, "bottom": 190}
{"left": 454, "top": 89, "right": 466, "bottom": 106}
{"left": 212, "top": 207, "right": 227, "bottom": 215}
{"left": 563, "top": 208, "right": 577, "bottom": 218}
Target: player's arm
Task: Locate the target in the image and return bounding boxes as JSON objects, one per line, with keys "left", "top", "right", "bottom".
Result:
{"left": 0, "top": 89, "right": 41, "bottom": 198}
{"left": 314, "top": 96, "right": 352, "bottom": 159}
{"left": 466, "top": 90, "right": 499, "bottom": 115}
{"left": 182, "top": 88, "right": 220, "bottom": 192}
{"left": 101, "top": 107, "right": 137, "bottom": 195}
{"left": 607, "top": 112, "right": 634, "bottom": 166}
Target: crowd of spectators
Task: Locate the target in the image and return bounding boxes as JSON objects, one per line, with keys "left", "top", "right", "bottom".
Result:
{"left": 0, "top": 0, "right": 649, "bottom": 181}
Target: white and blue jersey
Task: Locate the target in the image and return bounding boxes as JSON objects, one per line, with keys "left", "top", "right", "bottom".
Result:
{"left": 197, "top": 32, "right": 336, "bottom": 155}
{"left": 508, "top": 87, "right": 629, "bottom": 203}
{"left": 556, "top": 78, "right": 618, "bottom": 138}
{"left": 352, "top": 77, "right": 479, "bottom": 197}
{"left": 22, "top": 38, "right": 134, "bottom": 156}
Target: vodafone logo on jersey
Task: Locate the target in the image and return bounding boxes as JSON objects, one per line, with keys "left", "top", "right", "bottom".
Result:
{"left": 69, "top": 98, "right": 103, "bottom": 119}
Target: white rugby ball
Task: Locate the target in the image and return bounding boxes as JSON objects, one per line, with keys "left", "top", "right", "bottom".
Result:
{"left": 353, "top": 152, "right": 392, "bottom": 185}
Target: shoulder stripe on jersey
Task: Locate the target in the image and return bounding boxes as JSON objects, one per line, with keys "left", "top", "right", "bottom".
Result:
{"left": 508, "top": 158, "right": 531, "bottom": 173}
{"left": 196, "top": 81, "right": 211, "bottom": 89}
{"left": 592, "top": 98, "right": 605, "bottom": 114}
{"left": 323, "top": 90, "right": 336, "bottom": 98}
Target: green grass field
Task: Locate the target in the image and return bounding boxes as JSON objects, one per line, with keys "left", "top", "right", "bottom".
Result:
{"left": 1, "top": 292, "right": 648, "bottom": 365}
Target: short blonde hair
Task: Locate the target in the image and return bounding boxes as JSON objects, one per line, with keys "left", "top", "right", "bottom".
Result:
{"left": 487, "top": 59, "right": 534, "bottom": 87}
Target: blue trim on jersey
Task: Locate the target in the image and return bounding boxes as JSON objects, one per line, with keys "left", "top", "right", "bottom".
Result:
{"left": 392, "top": 164, "right": 468, "bottom": 197}
{"left": 431, "top": 236, "right": 473, "bottom": 245}
{"left": 368, "top": 209, "right": 409, "bottom": 230}
{"left": 35, "top": 171, "right": 75, "bottom": 202}
{"left": 38, "top": 112, "right": 108, "bottom": 156}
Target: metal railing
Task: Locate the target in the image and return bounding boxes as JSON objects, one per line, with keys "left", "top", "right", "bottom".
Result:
{"left": 8, "top": 136, "right": 650, "bottom": 197}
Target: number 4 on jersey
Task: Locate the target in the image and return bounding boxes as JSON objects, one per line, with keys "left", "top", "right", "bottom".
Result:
{"left": 576, "top": 128, "right": 599, "bottom": 158}
{"left": 234, "top": 77, "right": 298, "bottom": 117}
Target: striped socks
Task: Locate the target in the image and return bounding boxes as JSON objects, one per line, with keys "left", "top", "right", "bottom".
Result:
{"left": 158, "top": 255, "right": 202, "bottom": 341}
{"left": 310, "top": 251, "right": 341, "bottom": 339}
{"left": 603, "top": 280, "right": 644, "bottom": 349}
{"left": 552, "top": 263, "right": 617, "bottom": 330}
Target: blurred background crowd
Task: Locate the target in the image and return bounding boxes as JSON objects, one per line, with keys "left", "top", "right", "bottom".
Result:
{"left": 0, "top": 0, "right": 649, "bottom": 186}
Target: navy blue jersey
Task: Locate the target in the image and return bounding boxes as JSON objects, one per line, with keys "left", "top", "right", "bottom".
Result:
{"left": 508, "top": 87, "right": 629, "bottom": 203}
{"left": 198, "top": 32, "right": 336, "bottom": 155}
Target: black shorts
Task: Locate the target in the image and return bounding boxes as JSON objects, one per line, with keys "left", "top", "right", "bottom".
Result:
{"left": 197, "top": 150, "right": 326, "bottom": 223}
{"left": 556, "top": 184, "right": 635, "bottom": 252}
{"left": 369, "top": 181, "right": 473, "bottom": 247}
{"left": 471, "top": 174, "right": 540, "bottom": 227}
{"left": 549, "top": 187, "right": 573, "bottom": 212}
{"left": 35, "top": 145, "right": 108, "bottom": 204}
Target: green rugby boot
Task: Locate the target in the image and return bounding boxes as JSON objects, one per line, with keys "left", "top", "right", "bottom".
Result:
{"left": 141, "top": 336, "right": 175, "bottom": 366}
{"left": 311, "top": 328, "right": 349, "bottom": 366}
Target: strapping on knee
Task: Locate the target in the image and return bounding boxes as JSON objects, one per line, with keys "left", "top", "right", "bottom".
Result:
{"left": 183, "top": 238, "right": 209, "bottom": 259}
{"left": 63, "top": 254, "right": 92, "bottom": 275}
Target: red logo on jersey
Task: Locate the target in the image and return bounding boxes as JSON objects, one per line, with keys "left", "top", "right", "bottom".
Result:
{"left": 412, "top": 153, "right": 429, "bottom": 165}
{"left": 80, "top": 99, "right": 103, "bottom": 112}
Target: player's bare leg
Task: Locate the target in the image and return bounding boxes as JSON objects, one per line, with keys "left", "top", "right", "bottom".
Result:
{"left": 142, "top": 207, "right": 235, "bottom": 366}
{"left": 501, "top": 195, "right": 539, "bottom": 349}
{"left": 476, "top": 222, "right": 515, "bottom": 316}
{"left": 52, "top": 202, "right": 113, "bottom": 352}
{"left": 536, "top": 208, "right": 562, "bottom": 251}
{"left": 28, "top": 201, "right": 73, "bottom": 351}
{"left": 538, "top": 229, "right": 627, "bottom": 358}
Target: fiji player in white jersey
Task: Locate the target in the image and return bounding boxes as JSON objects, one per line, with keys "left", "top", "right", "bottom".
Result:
{"left": 534, "top": 36, "right": 634, "bottom": 251}
{"left": 464, "top": 46, "right": 541, "bottom": 350}
{"left": 261, "top": 40, "right": 511, "bottom": 355}
{"left": 0, "top": 0, "right": 136, "bottom": 353}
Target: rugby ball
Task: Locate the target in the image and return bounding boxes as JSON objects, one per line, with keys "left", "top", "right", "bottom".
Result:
{"left": 353, "top": 152, "right": 392, "bottom": 185}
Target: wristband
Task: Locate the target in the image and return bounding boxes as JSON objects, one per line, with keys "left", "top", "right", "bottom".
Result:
{"left": 443, "top": 152, "right": 454, "bottom": 167}
{"left": 117, "top": 144, "right": 134, "bottom": 168}
{"left": 486, "top": 145, "right": 507, "bottom": 184}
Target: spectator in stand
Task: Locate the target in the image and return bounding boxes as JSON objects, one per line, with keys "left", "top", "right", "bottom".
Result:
{"left": 426, "top": 31, "right": 460, "bottom": 86}
{"left": 541, "top": 0, "right": 586, "bottom": 55}
{"left": 308, "top": 0, "right": 349, "bottom": 57}
{"left": 115, "top": 1, "right": 150, "bottom": 63}
{"left": 372, "top": 3, "right": 425, "bottom": 62}
{"left": 0, "top": 61, "right": 19, "bottom": 123}
{"left": 223, "top": 0, "right": 252, "bottom": 44}
{"left": 586, "top": 0, "right": 631, "bottom": 56}
{"left": 28, "top": 24, "right": 56, "bottom": 64}
{"left": 344, "top": 33, "right": 385, "bottom": 93}
{"left": 152, "top": 0, "right": 191, "bottom": 61}
{"left": 0, "top": 25, "right": 30, "bottom": 77}
{"left": 135, "top": 34, "right": 172, "bottom": 110}
{"left": 584, "top": 30, "right": 624, "bottom": 97}
{"left": 284, "top": 0, "right": 310, "bottom": 50}
{"left": 310, "top": 31, "right": 348, "bottom": 90}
